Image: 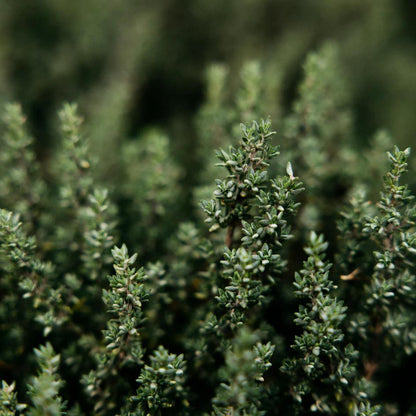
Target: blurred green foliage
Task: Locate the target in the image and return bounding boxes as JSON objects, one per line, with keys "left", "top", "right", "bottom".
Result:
{"left": 1, "top": 0, "right": 416, "bottom": 171}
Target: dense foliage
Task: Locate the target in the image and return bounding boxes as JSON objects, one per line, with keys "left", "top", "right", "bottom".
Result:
{"left": 1, "top": 36, "right": 416, "bottom": 415}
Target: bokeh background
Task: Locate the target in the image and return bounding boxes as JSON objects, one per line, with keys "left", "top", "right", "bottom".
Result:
{"left": 2, "top": 0, "right": 416, "bottom": 258}
{"left": 1, "top": 0, "right": 415, "bottom": 165}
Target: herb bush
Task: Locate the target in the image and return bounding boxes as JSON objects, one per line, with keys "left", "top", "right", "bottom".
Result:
{"left": 0, "top": 44, "right": 415, "bottom": 415}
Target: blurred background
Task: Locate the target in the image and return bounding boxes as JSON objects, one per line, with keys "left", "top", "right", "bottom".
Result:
{"left": 1, "top": 0, "right": 416, "bottom": 186}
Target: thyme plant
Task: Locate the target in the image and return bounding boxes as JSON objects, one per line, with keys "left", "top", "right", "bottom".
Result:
{"left": 0, "top": 45, "right": 415, "bottom": 415}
